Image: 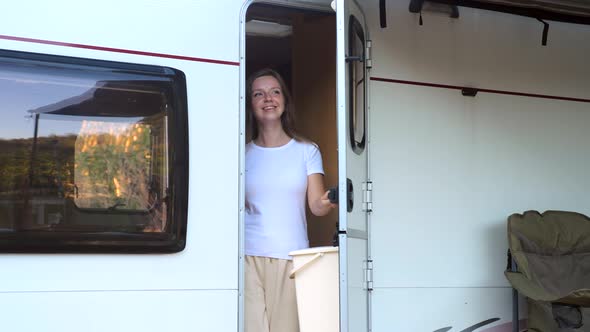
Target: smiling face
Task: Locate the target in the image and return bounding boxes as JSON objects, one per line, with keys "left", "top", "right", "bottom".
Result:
{"left": 250, "top": 75, "right": 285, "bottom": 125}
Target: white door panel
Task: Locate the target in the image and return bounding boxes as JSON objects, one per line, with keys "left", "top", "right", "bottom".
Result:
{"left": 337, "top": 0, "right": 370, "bottom": 330}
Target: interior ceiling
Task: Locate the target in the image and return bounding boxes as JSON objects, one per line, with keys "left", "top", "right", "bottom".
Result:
{"left": 421, "top": 0, "right": 590, "bottom": 24}
{"left": 246, "top": 3, "right": 332, "bottom": 25}
{"left": 246, "top": 4, "right": 334, "bottom": 67}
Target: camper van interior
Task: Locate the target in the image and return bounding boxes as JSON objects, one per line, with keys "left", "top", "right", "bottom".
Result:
{"left": 246, "top": 3, "right": 338, "bottom": 246}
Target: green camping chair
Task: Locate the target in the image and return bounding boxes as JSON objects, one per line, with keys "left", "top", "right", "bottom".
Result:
{"left": 506, "top": 210, "right": 590, "bottom": 332}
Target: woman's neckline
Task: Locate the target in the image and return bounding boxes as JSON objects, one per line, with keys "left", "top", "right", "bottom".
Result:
{"left": 251, "top": 138, "right": 295, "bottom": 150}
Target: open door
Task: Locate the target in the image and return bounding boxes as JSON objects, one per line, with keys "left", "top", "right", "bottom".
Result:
{"left": 336, "top": 0, "right": 371, "bottom": 331}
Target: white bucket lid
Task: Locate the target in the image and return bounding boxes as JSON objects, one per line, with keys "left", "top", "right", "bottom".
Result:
{"left": 289, "top": 246, "right": 339, "bottom": 256}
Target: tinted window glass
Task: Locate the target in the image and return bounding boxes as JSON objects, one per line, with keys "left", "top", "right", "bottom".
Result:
{"left": 348, "top": 15, "right": 366, "bottom": 154}
{"left": 0, "top": 50, "right": 188, "bottom": 252}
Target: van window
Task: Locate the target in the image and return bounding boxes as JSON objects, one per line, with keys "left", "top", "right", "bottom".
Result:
{"left": 0, "top": 50, "right": 188, "bottom": 252}
{"left": 348, "top": 14, "right": 366, "bottom": 154}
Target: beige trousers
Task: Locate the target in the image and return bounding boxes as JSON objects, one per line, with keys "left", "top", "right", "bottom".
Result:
{"left": 245, "top": 255, "right": 300, "bottom": 332}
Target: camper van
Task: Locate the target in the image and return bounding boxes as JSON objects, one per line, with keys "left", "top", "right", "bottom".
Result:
{"left": 1, "top": 0, "right": 589, "bottom": 331}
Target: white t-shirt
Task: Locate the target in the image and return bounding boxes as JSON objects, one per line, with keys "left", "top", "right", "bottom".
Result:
{"left": 245, "top": 139, "right": 324, "bottom": 259}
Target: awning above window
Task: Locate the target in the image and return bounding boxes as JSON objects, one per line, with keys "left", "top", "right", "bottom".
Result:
{"left": 421, "top": 0, "right": 590, "bottom": 24}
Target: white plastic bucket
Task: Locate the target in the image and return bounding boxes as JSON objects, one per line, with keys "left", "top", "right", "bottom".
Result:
{"left": 289, "top": 246, "right": 339, "bottom": 332}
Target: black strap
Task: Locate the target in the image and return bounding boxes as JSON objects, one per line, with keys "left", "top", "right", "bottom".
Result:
{"left": 380, "top": 0, "right": 387, "bottom": 28}
{"left": 537, "top": 18, "right": 549, "bottom": 46}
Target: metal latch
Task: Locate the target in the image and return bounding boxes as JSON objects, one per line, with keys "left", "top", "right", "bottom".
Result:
{"left": 366, "top": 40, "right": 373, "bottom": 69}
{"left": 365, "top": 259, "right": 374, "bottom": 291}
{"left": 362, "top": 181, "right": 373, "bottom": 212}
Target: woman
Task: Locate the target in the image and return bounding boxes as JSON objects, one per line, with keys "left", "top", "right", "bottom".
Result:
{"left": 244, "top": 68, "right": 336, "bottom": 332}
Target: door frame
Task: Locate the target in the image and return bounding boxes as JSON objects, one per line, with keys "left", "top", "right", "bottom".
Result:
{"left": 239, "top": 2, "right": 339, "bottom": 332}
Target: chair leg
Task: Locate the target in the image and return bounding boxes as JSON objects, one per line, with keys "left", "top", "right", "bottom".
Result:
{"left": 511, "top": 254, "right": 520, "bottom": 332}
{"left": 513, "top": 288, "right": 520, "bottom": 332}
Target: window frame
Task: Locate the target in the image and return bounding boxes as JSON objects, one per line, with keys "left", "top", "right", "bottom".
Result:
{"left": 0, "top": 49, "right": 189, "bottom": 253}
{"left": 348, "top": 14, "right": 367, "bottom": 155}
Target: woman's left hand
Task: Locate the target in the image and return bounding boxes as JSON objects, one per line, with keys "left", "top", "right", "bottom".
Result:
{"left": 308, "top": 174, "right": 337, "bottom": 216}
{"left": 320, "top": 190, "right": 338, "bottom": 210}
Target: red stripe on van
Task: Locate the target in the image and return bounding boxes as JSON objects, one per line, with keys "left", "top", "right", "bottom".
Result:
{"left": 0, "top": 34, "right": 240, "bottom": 66}
{"left": 371, "top": 76, "right": 590, "bottom": 103}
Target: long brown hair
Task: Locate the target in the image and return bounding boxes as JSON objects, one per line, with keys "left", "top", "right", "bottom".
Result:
{"left": 246, "top": 68, "right": 299, "bottom": 141}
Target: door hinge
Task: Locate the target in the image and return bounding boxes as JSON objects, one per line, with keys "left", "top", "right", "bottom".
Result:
{"left": 365, "top": 259, "right": 374, "bottom": 292}
{"left": 366, "top": 40, "right": 373, "bottom": 69}
{"left": 362, "top": 181, "right": 373, "bottom": 212}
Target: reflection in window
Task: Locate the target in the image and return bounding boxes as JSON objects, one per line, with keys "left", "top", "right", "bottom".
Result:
{"left": 75, "top": 122, "right": 153, "bottom": 209}
{"left": 0, "top": 50, "right": 187, "bottom": 252}
{"left": 348, "top": 15, "right": 366, "bottom": 154}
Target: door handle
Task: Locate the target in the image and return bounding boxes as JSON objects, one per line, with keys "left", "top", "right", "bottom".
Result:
{"left": 347, "top": 178, "right": 353, "bottom": 212}
{"left": 328, "top": 178, "right": 354, "bottom": 212}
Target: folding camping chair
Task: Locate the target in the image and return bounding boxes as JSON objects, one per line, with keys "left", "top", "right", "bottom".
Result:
{"left": 506, "top": 210, "right": 590, "bottom": 332}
